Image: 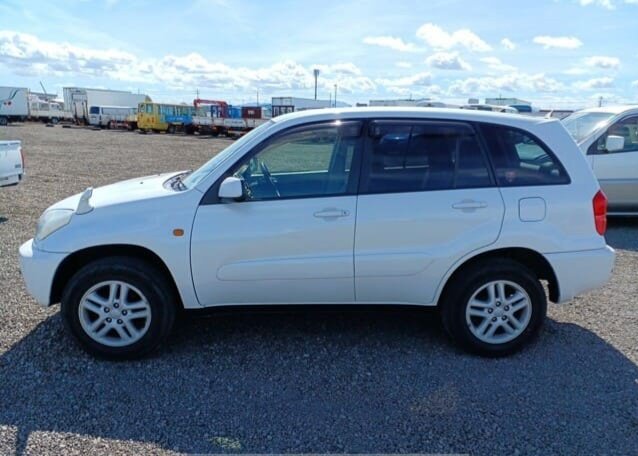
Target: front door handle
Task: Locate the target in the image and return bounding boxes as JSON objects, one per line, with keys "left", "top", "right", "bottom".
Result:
{"left": 452, "top": 200, "right": 488, "bottom": 211}
{"left": 314, "top": 208, "right": 350, "bottom": 219}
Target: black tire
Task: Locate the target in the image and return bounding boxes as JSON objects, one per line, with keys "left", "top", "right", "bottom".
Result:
{"left": 440, "top": 258, "right": 547, "bottom": 357}
{"left": 0, "top": 116, "right": 7, "bottom": 126}
{"left": 167, "top": 124, "right": 175, "bottom": 134}
{"left": 61, "top": 257, "right": 176, "bottom": 360}
{"left": 50, "top": 117, "right": 59, "bottom": 124}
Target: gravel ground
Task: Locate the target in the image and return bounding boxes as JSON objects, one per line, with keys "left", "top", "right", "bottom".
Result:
{"left": 0, "top": 123, "right": 637, "bottom": 455}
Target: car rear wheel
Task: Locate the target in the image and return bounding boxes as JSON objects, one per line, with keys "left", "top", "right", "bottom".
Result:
{"left": 61, "top": 257, "right": 176, "bottom": 359}
{"left": 441, "top": 259, "right": 546, "bottom": 357}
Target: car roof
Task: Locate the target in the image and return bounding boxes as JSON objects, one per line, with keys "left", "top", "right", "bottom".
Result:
{"left": 271, "top": 107, "right": 549, "bottom": 128}
{"left": 576, "top": 105, "right": 638, "bottom": 115}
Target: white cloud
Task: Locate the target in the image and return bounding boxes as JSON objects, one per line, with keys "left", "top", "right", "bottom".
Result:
{"left": 362, "top": 36, "right": 417, "bottom": 52}
{"left": 574, "top": 77, "right": 615, "bottom": 90}
{"left": 377, "top": 72, "right": 433, "bottom": 89}
{"left": 584, "top": 55, "right": 621, "bottom": 69}
{"left": 577, "top": 0, "right": 638, "bottom": 7}
{"left": 480, "top": 56, "right": 517, "bottom": 72}
{"left": 0, "top": 30, "right": 375, "bottom": 95}
{"left": 395, "top": 61, "right": 413, "bottom": 68}
{"left": 426, "top": 51, "right": 471, "bottom": 70}
{"left": 501, "top": 38, "right": 517, "bottom": 50}
{"left": 632, "top": 80, "right": 638, "bottom": 87}
{"left": 533, "top": 35, "right": 583, "bottom": 49}
{"left": 416, "top": 23, "right": 491, "bottom": 52}
{"left": 448, "top": 72, "right": 563, "bottom": 96}
{"left": 578, "top": 0, "right": 615, "bottom": 9}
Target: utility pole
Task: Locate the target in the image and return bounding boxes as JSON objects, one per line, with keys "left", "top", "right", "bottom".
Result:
{"left": 598, "top": 96, "right": 603, "bottom": 107}
{"left": 313, "top": 69, "right": 320, "bottom": 100}
{"left": 334, "top": 84, "right": 338, "bottom": 108}
{"left": 256, "top": 89, "right": 259, "bottom": 105}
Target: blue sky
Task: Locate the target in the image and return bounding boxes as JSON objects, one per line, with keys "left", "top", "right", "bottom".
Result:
{"left": 0, "top": 0, "right": 636, "bottom": 108}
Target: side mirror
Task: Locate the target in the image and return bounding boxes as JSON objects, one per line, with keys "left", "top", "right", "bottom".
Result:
{"left": 218, "top": 176, "right": 244, "bottom": 200}
{"left": 605, "top": 135, "right": 624, "bottom": 153}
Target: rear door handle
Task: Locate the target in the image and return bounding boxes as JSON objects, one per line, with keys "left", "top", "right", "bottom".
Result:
{"left": 314, "top": 208, "right": 350, "bottom": 219}
{"left": 452, "top": 200, "right": 488, "bottom": 210}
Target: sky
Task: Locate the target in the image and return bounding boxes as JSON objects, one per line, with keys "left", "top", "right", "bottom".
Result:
{"left": 0, "top": 0, "right": 637, "bottom": 108}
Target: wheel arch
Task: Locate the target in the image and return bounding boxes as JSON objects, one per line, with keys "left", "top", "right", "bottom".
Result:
{"left": 436, "top": 247, "right": 559, "bottom": 305}
{"left": 50, "top": 244, "right": 183, "bottom": 308}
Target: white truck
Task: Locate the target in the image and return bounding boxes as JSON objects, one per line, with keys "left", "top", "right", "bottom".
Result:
{"left": 63, "top": 87, "right": 149, "bottom": 124}
{"left": 0, "top": 87, "right": 29, "bottom": 126}
{"left": 28, "top": 96, "right": 73, "bottom": 124}
{"left": 0, "top": 140, "right": 24, "bottom": 187}
{"left": 191, "top": 116, "right": 269, "bottom": 137}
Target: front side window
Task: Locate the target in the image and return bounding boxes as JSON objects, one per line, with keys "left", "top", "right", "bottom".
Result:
{"left": 232, "top": 122, "right": 360, "bottom": 201}
{"left": 589, "top": 116, "right": 638, "bottom": 155}
{"left": 89, "top": 106, "right": 99, "bottom": 115}
{"left": 360, "top": 121, "right": 492, "bottom": 194}
{"left": 481, "top": 124, "right": 570, "bottom": 186}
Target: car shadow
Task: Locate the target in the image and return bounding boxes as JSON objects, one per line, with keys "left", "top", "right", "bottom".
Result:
{"left": 0, "top": 217, "right": 7, "bottom": 225}
{"left": 1, "top": 309, "right": 637, "bottom": 454}
{"left": 606, "top": 217, "right": 638, "bottom": 252}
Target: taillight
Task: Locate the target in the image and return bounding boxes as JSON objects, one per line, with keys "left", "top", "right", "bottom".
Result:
{"left": 593, "top": 190, "right": 607, "bottom": 235}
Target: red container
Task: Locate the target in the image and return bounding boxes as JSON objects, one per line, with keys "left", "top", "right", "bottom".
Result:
{"left": 242, "top": 106, "right": 262, "bottom": 119}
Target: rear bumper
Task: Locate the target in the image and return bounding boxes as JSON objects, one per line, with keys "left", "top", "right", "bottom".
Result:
{"left": 19, "top": 239, "right": 67, "bottom": 307}
{"left": 545, "top": 246, "right": 615, "bottom": 303}
{"left": 0, "top": 173, "right": 23, "bottom": 187}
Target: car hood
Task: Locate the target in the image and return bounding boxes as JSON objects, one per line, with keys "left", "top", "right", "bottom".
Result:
{"left": 47, "top": 171, "right": 186, "bottom": 212}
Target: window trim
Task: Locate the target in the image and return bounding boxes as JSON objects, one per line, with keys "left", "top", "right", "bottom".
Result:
{"left": 358, "top": 119, "right": 497, "bottom": 196}
{"left": 200, "top": 120, "right": 364, "bottom": 205}
{"left": 477, "top": 121, "right": 572, "bottom": 187}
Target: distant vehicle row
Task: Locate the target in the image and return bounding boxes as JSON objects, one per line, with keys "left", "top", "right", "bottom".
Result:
{"left": 0, "top": 87, "right": 73, "bottom": 125}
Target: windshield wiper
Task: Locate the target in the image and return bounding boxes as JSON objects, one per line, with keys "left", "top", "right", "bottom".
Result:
{"left": 170, "top": 171, "right": 191, "bottom": 191}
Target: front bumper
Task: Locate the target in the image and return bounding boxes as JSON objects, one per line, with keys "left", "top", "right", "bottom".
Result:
{"left": 19, "top": 239, "right": 68, "bottom": 307}
{"left": 545, "top": 246, "right": 615, "bottom": 303}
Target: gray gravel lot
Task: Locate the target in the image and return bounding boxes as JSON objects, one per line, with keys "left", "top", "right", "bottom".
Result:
{"left": 0, "top": 123, "right": 637, "bottom": 455}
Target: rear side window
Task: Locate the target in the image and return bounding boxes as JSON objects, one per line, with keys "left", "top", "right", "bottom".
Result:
{"left": 481, "top": 124, "right": 570, "bottom": 186}
{"left": 361, "top": 121, "right": 492, "bottom": 194}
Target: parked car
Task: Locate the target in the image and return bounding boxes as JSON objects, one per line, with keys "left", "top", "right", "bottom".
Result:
{"left": 562, "top": 105, "right": 638, "bottom": 214}
{"left": 19, "top": 108, "right": 614, "bottom": 359}
{"left": 0, "top": 140, "right": 24, "bottom": 187}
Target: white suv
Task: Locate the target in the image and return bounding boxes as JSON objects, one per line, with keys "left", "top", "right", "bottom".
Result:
{"left": 19, "top": 108, "right": 615, "bottom": 359}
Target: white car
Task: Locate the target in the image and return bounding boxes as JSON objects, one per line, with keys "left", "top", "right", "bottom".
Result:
{"left": 562, "top": 105, "right": 638, "bottom": 214}
{"left": 19, "top": 108, "right": 614, "bottom": 359}
{"left": 0, "top": 140, "right": 24, "bottom": 187}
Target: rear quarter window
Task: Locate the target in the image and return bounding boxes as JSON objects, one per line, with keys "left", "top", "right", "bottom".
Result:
{"left": 480, "top": 123, "right": 570, "bottom": 186}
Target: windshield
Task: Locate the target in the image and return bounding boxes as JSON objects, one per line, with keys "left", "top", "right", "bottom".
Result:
{"left": 562, "top": 111, "right": 615, "bottom": 142}
{"left": 182, "top": 120, "right": 275, "bottom": 188}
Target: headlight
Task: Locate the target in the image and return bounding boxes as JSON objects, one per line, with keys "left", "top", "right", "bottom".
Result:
{"left": 35, "top": 209, "right": 74, "bottom": 241}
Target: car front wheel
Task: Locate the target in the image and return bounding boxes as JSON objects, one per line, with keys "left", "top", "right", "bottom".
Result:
{"left": 61, "top": 257, "right": 176, "bottom": 359}
{"left": 441, "top": 259, "right": 547, "bottom": 357}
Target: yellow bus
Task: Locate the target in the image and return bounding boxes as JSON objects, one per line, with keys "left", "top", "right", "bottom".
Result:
{"left": 137, "top": 102, "right": 194, "bottom": 132}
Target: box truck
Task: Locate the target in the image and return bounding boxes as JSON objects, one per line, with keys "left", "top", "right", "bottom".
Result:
{"left": 0, "top": 87, "right": 29, "bottom": 126}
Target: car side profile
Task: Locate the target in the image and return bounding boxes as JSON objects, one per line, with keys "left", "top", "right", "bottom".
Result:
{"left": 563, "top": 105, "right": 638, "bottom": 214}
{"left": 19, "top": 107, "right": 614, "bottom": 359}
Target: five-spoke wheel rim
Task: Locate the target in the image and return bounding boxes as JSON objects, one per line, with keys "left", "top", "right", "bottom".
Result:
{"left": 465, "top": 280, "right": 532, "bottom": 345}
{"left": 78, "top": 281, "right": 152, "bottom": 347}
